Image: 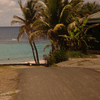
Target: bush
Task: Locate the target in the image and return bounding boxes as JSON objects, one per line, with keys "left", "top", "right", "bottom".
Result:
{"left": 53, "top": 49, "right": 69, "bottom": 63}
{"left": 67, "top": 51, "right": 97, "bottom": 58}
{"left": 47, "top": 49, "right": 69, "bottom": 66}
{"left": 67, "top": 51, "right": 84, "bottom": 58}
{"left": 47, "top": 54, "right": 56, "bottom": 66}
{"left": 46, "top": 50, "right": 97, "bottom": 66}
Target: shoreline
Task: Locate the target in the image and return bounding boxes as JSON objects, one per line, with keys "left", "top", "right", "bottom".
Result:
{"left": 0, "top": 60, "right": 47, "bottom": 66}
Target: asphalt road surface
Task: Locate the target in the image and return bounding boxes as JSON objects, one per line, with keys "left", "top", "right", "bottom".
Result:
{"left": 13, "top": 67, "right": 100, "bottom": 100}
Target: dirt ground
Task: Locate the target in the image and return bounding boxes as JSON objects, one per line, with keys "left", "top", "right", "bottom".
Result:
{"left": 57, "top": 55, "right": 100, "bottom": 72}
{"left": 0, "top": 55, "right": 100, "bottom": 100}
{"left": 0, "top": 65, "right": 37, "bottom": 100}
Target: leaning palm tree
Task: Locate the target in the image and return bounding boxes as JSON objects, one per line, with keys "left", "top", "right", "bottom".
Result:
{"left": 29, "top": 0, "right": 83, "bottom": 52}
{"left": 11, "top": 0, "right": 39, "bottom": 64}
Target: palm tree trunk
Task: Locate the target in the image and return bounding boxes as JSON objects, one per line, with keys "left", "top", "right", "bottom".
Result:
{"left": 33, "top": 41, "right": 39, "bottom": 64}
{"left": 30, "top": 42, "right": 37, "bottom": 64}
{"left": 29, "top": 30, "right": 39, "bottom": 64}
{"left": 51, "top": 43, "right": 55, "bottom": 53}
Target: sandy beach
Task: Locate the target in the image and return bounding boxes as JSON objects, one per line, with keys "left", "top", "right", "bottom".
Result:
{"left": 0, "top": 60, "right": 46, "bottom": 66}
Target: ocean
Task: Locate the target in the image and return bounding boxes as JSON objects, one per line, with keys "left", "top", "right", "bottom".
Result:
{"left": 0, "top": 27, "right": 51, "bottom": 64}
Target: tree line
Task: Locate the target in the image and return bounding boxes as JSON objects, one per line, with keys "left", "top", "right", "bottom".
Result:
{"left": 11, "top": 0, "right": 100, "bottom": 65}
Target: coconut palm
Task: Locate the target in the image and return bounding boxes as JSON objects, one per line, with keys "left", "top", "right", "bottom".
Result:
{"left": 29, "top": 0, "right": 83, "bottom": 52}
{"left": 11, "top": 0, "right": 39, "bottom": 64}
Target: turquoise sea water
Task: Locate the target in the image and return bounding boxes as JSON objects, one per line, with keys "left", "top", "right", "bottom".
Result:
{"left": 0, "top": 27, "right": 51, "bottom": 64}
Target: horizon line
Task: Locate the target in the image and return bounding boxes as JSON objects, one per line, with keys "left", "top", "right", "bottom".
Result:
{"left": 0, "top": 26, "right": 21, "bottom": 27}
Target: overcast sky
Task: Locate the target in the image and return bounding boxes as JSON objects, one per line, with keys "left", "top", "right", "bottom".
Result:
{"left": 0, "top": 0, "right": 100, "bottom": 26}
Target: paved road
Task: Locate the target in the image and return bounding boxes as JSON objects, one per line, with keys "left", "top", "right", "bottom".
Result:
{"left": 13, "top": 67, "right": 100, "bottom": 100}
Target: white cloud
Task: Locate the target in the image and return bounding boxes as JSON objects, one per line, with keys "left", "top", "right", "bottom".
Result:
{"left": 0, "top": 10, "right": 3, "bottom": 13}
{"left": 84, "top": 0, "right": 100, "bottom": 4}
{"left": 0, "top": 0, "right": 100, "bottom": 26}
{"left": 9, "top": 1, "right": 16, "bottom": 7}
{"left": 69, "top": 0, "right": 100, "bottom": 4}
{"left": 0, "top": 0, "right": 10, "bottom": 5}
{"left": 0, "top": 0, "right": 22, "bottom": 26}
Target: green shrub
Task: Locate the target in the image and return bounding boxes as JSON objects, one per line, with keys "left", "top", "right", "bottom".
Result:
{"left": 47, "top": 49, "right": 69, "bottom": 66}
{"left": 67, "top": 51, "right": 84, "bottom": 58}
{"left": 46, "top": 50, "right": 97, "bottom": 66}
{"left": 47, "top": 54, "right": 56, "bottom": 66}
{"left": 53, "top": 49, "right": 69, "bottom": 63}
{"left": 67, "top": 51, "right": 97, "bottom": 58}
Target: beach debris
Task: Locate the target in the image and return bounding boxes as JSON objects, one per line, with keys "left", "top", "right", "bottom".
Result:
{"left": 0, "top": 90, "right": 20, "bottom": 96}
{"left": 43, "top": 55, "right": 47, "bottom": 60}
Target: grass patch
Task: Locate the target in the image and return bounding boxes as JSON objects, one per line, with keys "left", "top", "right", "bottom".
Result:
{"left": 0, "top": 66, "right": 10, "bottom": 71}
{"left": 67, "top": 51, "right": 97, "bottom": 58}
{"left": 0, "top": 90, "right": 20, "bottom": 96}
{"left": 77, "top": 63, "right": 84, "bottom": 66}
{"left": 68, "top": 60, "right": 89, "bottom": 66}
{"left": 68, "top": 62, "right": 76, "bottom": 65}
{"left": 77, "top": 60, "right": 90, "bottom": 66}
{"left": 6, "top": 92, "right": 17, "bottom": 96}
{"left": 50, "top": 64, "right": 58, "bottom": 67}
{"left": 78, "top": 60, "right": 90, "bottom": 63}
{"left": 47, "top": 50, "right": 98, "bottom": 67}
{"left": 0, "top": 66, "right": 8, "bottom": 68}
{"left": 90, "top": 54, "right": 98, "bottom": 58}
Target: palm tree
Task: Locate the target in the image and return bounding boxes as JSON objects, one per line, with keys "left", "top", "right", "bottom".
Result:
{"left": 11, "top": 0, "right": 39, "bottom": 64}
{"left": 79, "top": 1, "right": 100, "bottom": 17}
{"left": 29, "top": 0, "right": 83, "bottom": 52}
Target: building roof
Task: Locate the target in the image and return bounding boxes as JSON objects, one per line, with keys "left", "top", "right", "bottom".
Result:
{"left": 88, "top": 11, "right": 100, "bottom": 23}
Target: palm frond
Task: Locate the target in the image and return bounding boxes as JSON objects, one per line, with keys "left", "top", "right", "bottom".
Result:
{"left": 29, "top": 30, "right": 47, "bottom": 42}
{"left": 82, "top": 16, "right": 88, "bottom": 28}
{"left": 59, "top": 4, "right": 72, "bottom": 22}
{"left": 17, "top": 29, "right": 24, "bottom": 42}
{"left": 59, "top": 35, "right": 71, "bottom": 40}
{"left": 22, "top": 8, "right": 31, "bottom": 20}
{"left": 36, "top": 0, "right": 50, "bottom": 20}
{"left": 54, "top": 24, "right": 65, "bottom": 31}
{"left": 79, "top": 1, "right": 100, "bottom": 17}
{"left": 32, "top": 19, "right": 50, "bottom": 29}
{"left": 81, "top": 34, "right": 95, "bottom": 40}
{"left": 74, "top": 16, "right": 80, "bottom": 26}
{"left": 69, "top": 30, "right": 74, "bottom": 38}
{"left": 88, "top": 23, "right": 100, "bottom": 29}
{"left": 33, "top": 24, "right": 49, "bottom": 31}
{"left": 82, "top": 39, "right": 88, "bottom": 48}
{"left": 70, "top": 0, "right": 83, "bottom": 6}
{"left": 11, "top": 20, "right": 24, "bottom": 25}
{"left": 13, "top": 15, "right": 25, "bottom": 22}
{"left": 43, "top": 44, "right": 51, "bottom": 51}
{"left": 73, "top": 1, "right": 83, "bottom": 12}
{"left": 19, "top": 25, "right": 25, "bottom": 32}
{"left": 18, "top": 0, "right": 23, "bottom": 11}
{"left": 37, "top": 0, "right": 47, "bottom": 8}
{"left": 49, "top": 38, "right": 54, "bottom": 44}
{"left": 68, "top": 17, "right": 84, "bottom": 30}
{"left": 68, "top": 21, "right": 76, "bottom": 30}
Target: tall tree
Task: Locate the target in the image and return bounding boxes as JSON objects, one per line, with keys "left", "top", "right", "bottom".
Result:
{"left": 29, "top": 0, "right": 83, "bottom": 52}
{"left": 11, "top": 0, "right": 39, "bottom": 64}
